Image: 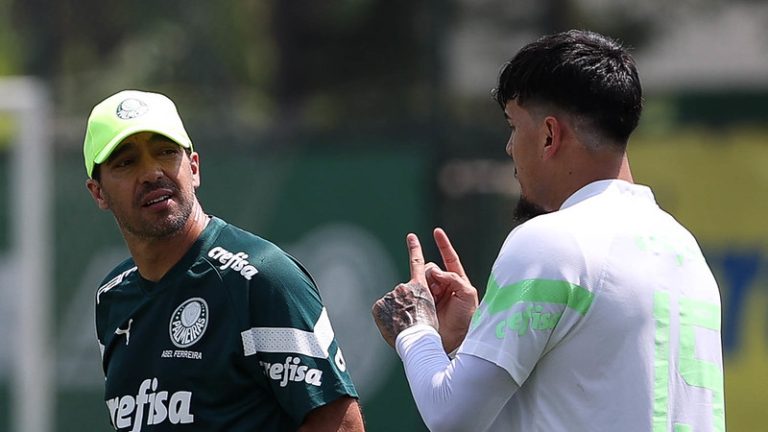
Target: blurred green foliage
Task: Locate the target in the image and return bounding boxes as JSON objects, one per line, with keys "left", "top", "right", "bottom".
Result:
{"left": 1, "top": 1, "right": 767, "bottom": 430}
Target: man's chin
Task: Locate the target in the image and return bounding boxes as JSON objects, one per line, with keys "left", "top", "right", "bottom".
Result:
{"left": 120, "top": 212, "right": 189, "bottom": 240}
{"left": 513, "top": 196, "right": 550, "bottom": 224}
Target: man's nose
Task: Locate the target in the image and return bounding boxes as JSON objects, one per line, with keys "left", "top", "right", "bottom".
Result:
{"left": 138, "top": 158, "right": 164, "bottom": 183}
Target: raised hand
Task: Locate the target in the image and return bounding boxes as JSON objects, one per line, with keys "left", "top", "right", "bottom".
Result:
{"left": 372, "top": 233, "right": 439, "bottom": 348}
{"left": 426, "top": 228, "right": 478, "bottom": 353}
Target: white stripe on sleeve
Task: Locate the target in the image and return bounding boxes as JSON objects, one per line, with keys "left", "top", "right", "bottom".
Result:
{"left": 241, "top": 308, "right": 335, "bottom": 359}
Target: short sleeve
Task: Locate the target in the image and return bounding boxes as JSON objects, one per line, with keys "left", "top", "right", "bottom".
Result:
{"left": 458, "top": 219, "right": 598, "bottom": 385}
{"left": 242, "top": 249, "right": 358, "bottom": 424}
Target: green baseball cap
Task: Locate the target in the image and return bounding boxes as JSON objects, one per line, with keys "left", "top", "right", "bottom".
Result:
{"left": 83, "top": 89, "right": 193, "bottom": 177}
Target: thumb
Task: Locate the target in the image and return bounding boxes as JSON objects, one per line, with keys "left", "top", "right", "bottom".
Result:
{"left": 425, "top": 265, "right": 446, "bottom": 298}
{"left": 428, "top": 267, "right": 454, "bottom": 282}
{"left": 431, "top": 269, "right": 475, "bottom": 298}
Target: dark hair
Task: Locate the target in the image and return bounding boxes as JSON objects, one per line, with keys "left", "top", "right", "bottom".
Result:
{"left": 91, "top": 164, "right": 101, "bottom": 181}
{"left": 493, "top": 29, "right": 643, "bottom": 145}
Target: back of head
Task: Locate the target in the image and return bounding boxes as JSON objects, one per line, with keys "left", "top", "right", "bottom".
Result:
{"left": 493, "top": 30, "right": 643, "bottom": 146}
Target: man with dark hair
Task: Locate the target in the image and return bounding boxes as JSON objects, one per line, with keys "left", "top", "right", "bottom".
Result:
{"left": 84, "top": 90, "right": 365, "bottom": 431}
{"left": 373, "top": 30, "right": 724, "bottom": 431}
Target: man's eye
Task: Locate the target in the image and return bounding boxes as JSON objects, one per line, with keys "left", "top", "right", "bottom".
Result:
{"left": 114, "top": 158, "right": 133, "bottom": 168}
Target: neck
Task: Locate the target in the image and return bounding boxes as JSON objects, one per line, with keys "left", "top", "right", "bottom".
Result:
{"left": 123, "top": 202, "right": 209, "bottom": 282}
{"left": 550, "top": 150, "right": 633, "bottom": 210}
{"left": 615, "top": 153, "right": 634, "bottom": 183}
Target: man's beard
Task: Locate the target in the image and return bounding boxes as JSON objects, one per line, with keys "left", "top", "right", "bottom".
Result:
{"left": 117, "top": 203, "right": 192, "bottom": 239}
{"left": 513, "top": 196, "right": 550, "bottom": 224}
{"left": 107, "top": 181, "right": 195, "bottom": 240}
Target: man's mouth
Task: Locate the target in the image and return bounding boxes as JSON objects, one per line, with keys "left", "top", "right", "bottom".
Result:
{"left": 143, "top": 195, "right": 171, "bottom": 207}
{"left": 140, "top": 188, "right": 175, "bottom": 208}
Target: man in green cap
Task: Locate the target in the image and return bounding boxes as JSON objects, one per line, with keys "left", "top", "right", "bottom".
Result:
{"left": 84, "top": 89, "right": 365, "bottom": 431}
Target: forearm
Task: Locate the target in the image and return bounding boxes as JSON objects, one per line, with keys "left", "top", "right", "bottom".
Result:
{"left": 396, "top": 325, "right": 517, "bottom": 432}
{"left": 298, "top": 396, "right": 365, "bottom": 432}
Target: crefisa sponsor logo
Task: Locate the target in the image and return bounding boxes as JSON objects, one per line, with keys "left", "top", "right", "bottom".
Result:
{"left": 207, "top": 246, "right": 259, "bottom": 280}
{"left": 106, "top": 378, "right": 194, "bottom": 430}
{"left": 259, "top": 356, "right": 323, "bottom": 388}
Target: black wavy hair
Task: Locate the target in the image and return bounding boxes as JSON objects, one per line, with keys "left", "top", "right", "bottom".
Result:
{"left": 493, "top": 30, "right": 643, "bottom": 146}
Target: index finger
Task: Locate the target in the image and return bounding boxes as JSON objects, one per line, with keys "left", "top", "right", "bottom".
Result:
{"left": 433, "top": 227, "right": 467, "bottom": 279}
{"left": 406, "top": 233, "right": 428, "bottom": 286}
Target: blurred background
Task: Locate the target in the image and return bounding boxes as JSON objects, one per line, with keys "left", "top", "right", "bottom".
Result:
{"left": 0, "top": 0, "right": 766, "bottom": 430}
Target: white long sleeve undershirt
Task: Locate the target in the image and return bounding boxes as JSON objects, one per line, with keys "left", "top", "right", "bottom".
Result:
{"left": 395, "top": 325, "right": 519, "bottom": 432}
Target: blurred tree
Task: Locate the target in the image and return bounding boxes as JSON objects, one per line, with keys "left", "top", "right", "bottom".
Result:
{"left": 271, "top": 0, "right": 447, "bottom": 136}
{"left": 0, "top": 2, "right": 21, "bottom": 75}
{"left": 8, "top": 0, "right": 450, "bottom": 144}
{"left": 10, "top": 0, "right": 274, "bottom": 127}
{"left": 452, "top": 0, "right": 728, "bottom": 55}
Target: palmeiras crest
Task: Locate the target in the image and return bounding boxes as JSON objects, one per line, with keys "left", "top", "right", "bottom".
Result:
{"left": 116, "top": 98, "right": 149, "bottom": 120}
{"left": 169, "top": 297, "right": 209, "bottom": 348}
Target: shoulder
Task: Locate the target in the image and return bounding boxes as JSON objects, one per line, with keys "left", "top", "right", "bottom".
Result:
{"left": 94, "top": 258, "right": 138, "bottom": 343}
{"left": 498, "top": 213, "right": 584, "bottom": 267}
{"left": 207, "top": 221, "right": 288, "bottom": 262}
{"left": 492, "top": 205, "right": 618, "bottom": 289}
{"left": 95, "top": 258, "right": 138, "bottom": 305}
{"left": 205, "top": 222, "right": 317, "bottom": 295}
{"left": 210, "top": 225, "right": 325, "bottom": 330}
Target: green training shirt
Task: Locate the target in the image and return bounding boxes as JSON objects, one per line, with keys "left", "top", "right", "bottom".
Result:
{"left": 95, "top": 216, "right": 358, "bottom": 431}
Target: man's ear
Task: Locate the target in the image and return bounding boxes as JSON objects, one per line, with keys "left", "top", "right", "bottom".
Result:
{"left": 189, "top": 152, "right": 201, "bottom": 189}
{"left": 86, "top": 178, "right": 110, "bottom": 210}
{"left": 542, "top": 116, "right": 562, "bottom": 160}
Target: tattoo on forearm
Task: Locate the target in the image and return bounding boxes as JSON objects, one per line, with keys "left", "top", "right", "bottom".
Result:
{"left": 373, "top": 282, "right": 439, "bottom": 347}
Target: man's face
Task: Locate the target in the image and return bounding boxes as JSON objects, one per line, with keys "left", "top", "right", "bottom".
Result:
{"left": 87, "top": 132, "right": 200, "bottom": 239}
{"left": 504, "top": 100, "right": 549, "bottom": 211}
